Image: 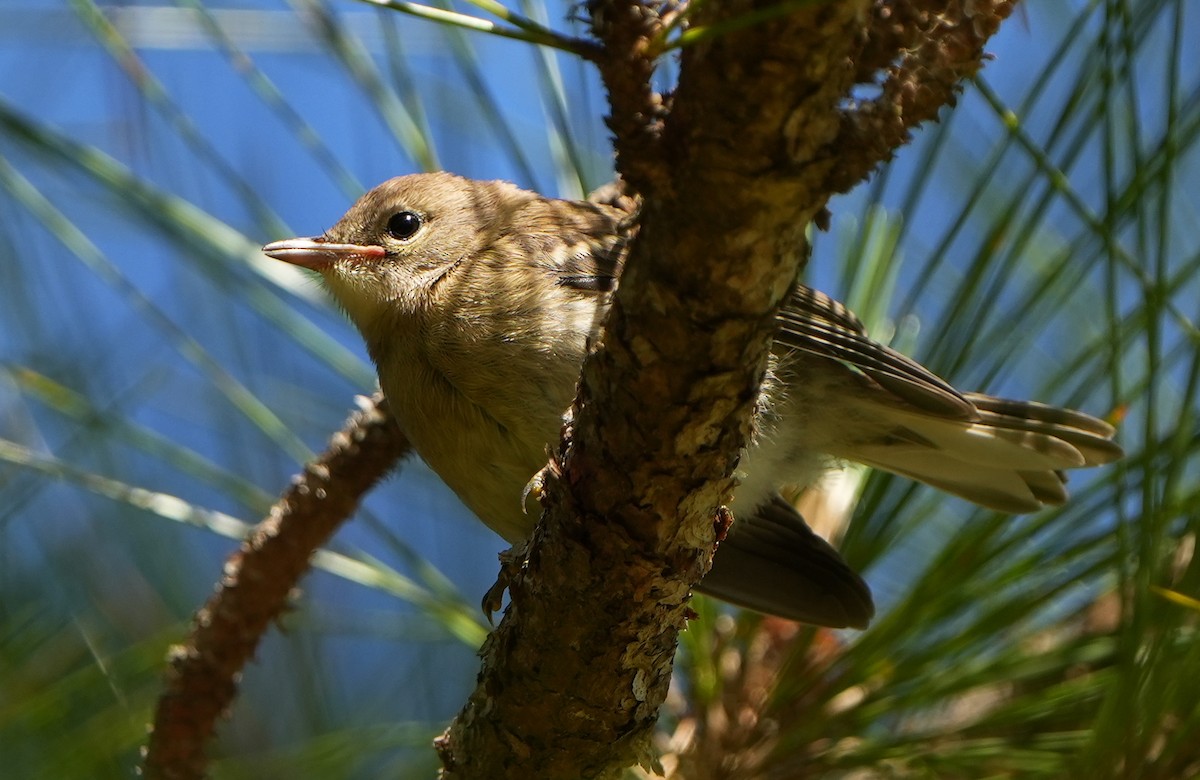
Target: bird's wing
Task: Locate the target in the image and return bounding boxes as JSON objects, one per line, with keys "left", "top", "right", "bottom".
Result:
{"left": 520, "top": 198, "right": 629, "bottom": 295}
{"left": 773, "top": 285, "right": 1122, "bottom": 512}
{"left": 698, "top": 492, "right": 874, "bottom": 628}
{"left": 549, "top": 233, "right": 624, "bottom": 293}
{"left": 774, "top": 286, "right": 977, "bottom": 418}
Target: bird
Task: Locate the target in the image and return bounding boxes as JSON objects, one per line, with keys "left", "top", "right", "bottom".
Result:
{"left": 263, "top": 171, "right": 1123, "bottom": 629}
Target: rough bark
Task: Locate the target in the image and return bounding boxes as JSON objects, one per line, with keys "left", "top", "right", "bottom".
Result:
{"left": 436, "top": 0, "right": 1015, "bottom": 777}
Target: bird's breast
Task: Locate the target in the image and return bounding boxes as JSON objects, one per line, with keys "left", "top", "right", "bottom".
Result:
{"left": 375, "top": 328, "right": 576, "bottom": 543}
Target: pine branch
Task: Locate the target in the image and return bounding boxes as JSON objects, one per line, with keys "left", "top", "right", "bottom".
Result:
{"left": 435, "top": 0, "right": 1014, "bottom": 776}
{"left": 143, "top": 395, "right": 408, "bottom": 780}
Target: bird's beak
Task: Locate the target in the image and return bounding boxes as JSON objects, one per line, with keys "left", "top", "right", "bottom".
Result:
{"left": 262, "top": 237, "right": 386, "bottom": 271}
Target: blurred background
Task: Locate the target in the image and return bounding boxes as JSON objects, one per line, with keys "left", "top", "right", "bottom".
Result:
{"left": 1, "top": 1, "right": 1197, "bottom": 777}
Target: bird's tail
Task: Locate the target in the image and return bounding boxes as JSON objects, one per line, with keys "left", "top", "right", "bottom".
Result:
{"left": 832, "top": 393, "right": 1124, "bottom": 513}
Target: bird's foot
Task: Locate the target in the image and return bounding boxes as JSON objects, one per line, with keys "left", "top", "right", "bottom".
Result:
{"left": 481, "top": 541, "right": 530, "bottom": 625}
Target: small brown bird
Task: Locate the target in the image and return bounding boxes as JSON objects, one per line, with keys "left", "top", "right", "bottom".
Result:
{"left": 264, "top": 172, "right": 1122, "bottom": 629}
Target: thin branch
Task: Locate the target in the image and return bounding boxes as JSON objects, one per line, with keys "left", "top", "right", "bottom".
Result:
{"left": 351, "top": 0, "right": 600, "bottom": 58}
{"left": 588, "top": 0, "right": 671, "bottom": 193}
{"left": 830, "top": 0, "right": 1018, "bottom": 193}
{"left": 142, "top": 395, "right": 409, "bottom": 780}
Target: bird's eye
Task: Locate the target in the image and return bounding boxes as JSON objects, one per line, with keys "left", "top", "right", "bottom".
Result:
{"left": 386, "top": 211, "right": 422, "bottom": 241}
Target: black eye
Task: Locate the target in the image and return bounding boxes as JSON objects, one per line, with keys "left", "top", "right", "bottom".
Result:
{"left": 386, "top": 211, "right": 422, "bottom": 240}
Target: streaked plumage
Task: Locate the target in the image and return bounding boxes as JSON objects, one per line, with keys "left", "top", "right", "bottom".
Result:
{"left": 264, "top": 172, "right": 1122, "bottom": 629}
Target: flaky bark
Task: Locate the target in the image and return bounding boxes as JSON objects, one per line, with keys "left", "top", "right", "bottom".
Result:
{"left": 437, "top": 1, "right": 1014, "bottom": 778}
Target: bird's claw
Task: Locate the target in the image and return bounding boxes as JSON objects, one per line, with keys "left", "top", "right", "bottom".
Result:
{"left": 521, "top": 468, "right": 548, "bottom": 514}
{"left": 481, "top": 542, "right": 529, "bottom": 625}
{"left": 481, "top": 579, "right": 507, "bottom": 626}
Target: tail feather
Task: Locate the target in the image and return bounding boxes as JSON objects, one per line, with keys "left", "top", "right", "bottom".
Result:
{"left": 968, "top": 394, "right": 1123, "bottom": 466}
{"left": 1020, "top": 469, "right": 1070, "bottom": 505}
{"left": 831, "top": 393, "right": 1121, "bottom": 513}
{"left": 850, "top": 449, "right": 1054, "bottom": 512}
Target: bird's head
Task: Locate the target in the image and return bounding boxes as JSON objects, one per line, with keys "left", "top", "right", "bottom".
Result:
{"left": 263, "top": 172, "right": 530, "bottom": 332}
